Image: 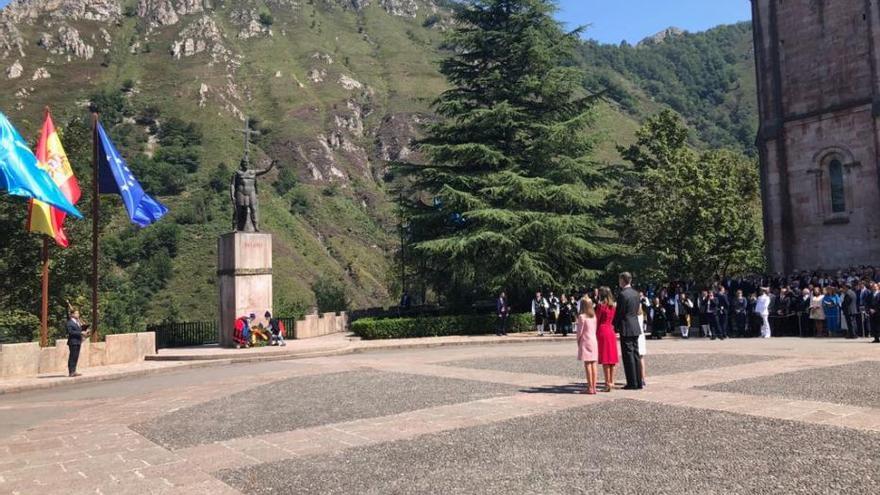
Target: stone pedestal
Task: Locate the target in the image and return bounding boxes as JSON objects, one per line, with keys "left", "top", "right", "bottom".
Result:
{"left": 218, "top": 232, "right": 273, "bottom": 347}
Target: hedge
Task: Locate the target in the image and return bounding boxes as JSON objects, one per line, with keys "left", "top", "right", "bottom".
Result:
{"left": 351, "top": 313, "right": 534, "bottom": 340}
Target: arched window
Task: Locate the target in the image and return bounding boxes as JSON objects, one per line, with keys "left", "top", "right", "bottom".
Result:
{"left": 829, "top": 159, "right": 846, "bottom": 213}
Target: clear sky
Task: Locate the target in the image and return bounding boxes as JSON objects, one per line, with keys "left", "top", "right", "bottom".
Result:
{"left": 557, "top": 0, "right": 753, "bottom": 45}
{"left": 0, "top": 0, "right": 752, "bottom": 44}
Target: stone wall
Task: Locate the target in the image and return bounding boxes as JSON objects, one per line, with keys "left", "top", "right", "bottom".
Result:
{"left": 294, "top": 312, "right": 348, "bottom": 340}
{"left": 0, "top": 332, "right": 156, "bottom": 379}
{"left": 752, "top": 0, "right": 880, "bottom": 272}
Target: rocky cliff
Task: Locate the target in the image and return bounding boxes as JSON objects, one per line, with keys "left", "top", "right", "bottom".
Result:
{"left": 0, "top": 0, "right": 452, "bottom": 319}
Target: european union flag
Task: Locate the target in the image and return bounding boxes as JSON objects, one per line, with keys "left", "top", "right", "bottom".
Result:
{"left": 0, "top": 112, "right": 82, "bottom": 218}
{"left": 96, "top": 122, "right": 168, "bottom": 227}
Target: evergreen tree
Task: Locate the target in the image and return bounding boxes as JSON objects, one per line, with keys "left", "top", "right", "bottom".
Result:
{"left": 610, "top": 110, "right": 765, "bottom": 285}
{"left": 396, "top": 0, "right": 611, "bottom": 304}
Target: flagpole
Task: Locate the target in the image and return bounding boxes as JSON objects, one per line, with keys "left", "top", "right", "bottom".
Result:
{"left": 91, "top": 112, "right": 99, "bottom": 343}
{"left": 39, "top": 106, "right": 51, "bottom": 348}
{"left": 40, "top": 237, "right": 49, "bottom": 347}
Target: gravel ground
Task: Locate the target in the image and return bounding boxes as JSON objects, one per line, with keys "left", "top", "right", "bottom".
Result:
{"left": 131, "top": 370, "right": 518, "bottom": 450}
{"left": 440, "top": 353, "right": 780, "bottom": 381}
{"left": 219, "top": 399, "right": 879, "bottom": 495}
{"left": 701, "top": 360, "right": 880, "bottom": 409}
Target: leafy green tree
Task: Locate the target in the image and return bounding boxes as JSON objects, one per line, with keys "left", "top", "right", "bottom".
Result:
{"left": 610, "top": 110, "right": 765, "bottom": 285}
{"left": 396, "top": 0, "right": 611, "bottom": 304}
{"left": 312, "top": 275, "right": 349, "bottom": 313}
{"left": 208, "top": 162, "right": 230, "bottom": 193}
{"left": 157, "top": 117, "right": 203, "bottom": 147}
{"left": 274, "top": 165, "right": 299, "bottom": 195}
{"left": 155, "top": 145, "right": 200, "bottom": 173}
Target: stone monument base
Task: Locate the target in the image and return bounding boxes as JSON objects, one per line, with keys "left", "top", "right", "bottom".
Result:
{"left": 218, "top": 232, "right": 273, "bottom": 347}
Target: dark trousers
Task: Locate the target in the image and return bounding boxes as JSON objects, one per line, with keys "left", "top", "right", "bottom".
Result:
{"left": 708, "top": 313, "right": 720, "bottom": 338}
{"left": 734, "top": 313, "right": 747, "bottom": 337}
{"left": 496, "top": 315, "right": 508, "bottom": 335}
{"left": 872, "top": 314, "right": 880, "bottom": 342}
{"left": 619, "top": 336, "right": 643, "bottom": 388}
{"left": 718, "top": 313, "right": 728, "bottom": 338}
{"left": 68, "top": 344, "right": 81, "bottom": 375}
{"left": 844, "top": 313, "right": 857, "bottom": 338}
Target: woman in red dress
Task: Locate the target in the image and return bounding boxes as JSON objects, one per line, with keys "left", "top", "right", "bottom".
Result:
{"left": 596, "top": 286, "right": 619, "bottom": 392}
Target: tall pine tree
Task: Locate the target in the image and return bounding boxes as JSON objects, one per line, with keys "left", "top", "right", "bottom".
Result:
{"left": 396, "top": 0, "right": 611, "bottom": 304}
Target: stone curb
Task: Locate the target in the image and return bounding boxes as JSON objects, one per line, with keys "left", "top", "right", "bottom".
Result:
{"left": 0, "top": 335, "right": 575, "bottom": 396}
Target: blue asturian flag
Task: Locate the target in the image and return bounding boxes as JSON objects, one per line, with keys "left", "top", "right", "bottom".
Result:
{"left": 96, "top": 122, "right": 168, "bottom": 227}
{"left": 0, "top": 112, "right": 82, "bottom": 218}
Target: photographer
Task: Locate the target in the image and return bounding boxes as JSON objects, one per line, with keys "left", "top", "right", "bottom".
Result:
{"left": 66, "top": 309, "right": 91, "bottom": 377}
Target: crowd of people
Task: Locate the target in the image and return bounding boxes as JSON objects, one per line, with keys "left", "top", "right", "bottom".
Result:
{"left": 493, "top": 269, "right": 880, "bottom": 393}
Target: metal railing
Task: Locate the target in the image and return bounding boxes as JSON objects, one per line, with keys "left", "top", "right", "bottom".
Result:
{"left": 150, "top": 321, "right": 218, "bottom": 350}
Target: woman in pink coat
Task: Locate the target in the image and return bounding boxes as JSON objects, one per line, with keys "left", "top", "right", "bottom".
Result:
{"left": 576, "top": 298, "right": 599, "bottom": 394}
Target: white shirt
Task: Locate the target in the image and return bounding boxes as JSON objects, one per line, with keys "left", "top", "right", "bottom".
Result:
{"left": 754, "top": 294, "right": 771, "bottom": 315}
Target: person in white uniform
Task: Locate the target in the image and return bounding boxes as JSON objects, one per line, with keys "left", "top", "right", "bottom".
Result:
{"left": 754, "top": 288, "right": 772, "bottom": 338}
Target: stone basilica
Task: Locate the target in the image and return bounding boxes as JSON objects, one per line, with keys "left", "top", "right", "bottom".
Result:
{"left": 752, "top": 0, "right": 880, "bottom": 272}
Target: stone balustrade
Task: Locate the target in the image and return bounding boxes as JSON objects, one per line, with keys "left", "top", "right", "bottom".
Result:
{"left": 294, "top": 312, "right": 348, "bottom": 340}
{"left": 0, "top": 332, "right": 156, "bottom": 379}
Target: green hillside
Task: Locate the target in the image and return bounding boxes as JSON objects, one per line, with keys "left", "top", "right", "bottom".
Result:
{"left": 0, "top": 0, "right": 757, "bottom": 336}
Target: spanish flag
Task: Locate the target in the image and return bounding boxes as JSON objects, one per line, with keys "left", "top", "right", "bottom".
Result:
{"left": 26, "top": 111, "right": 81, "bottom": 247}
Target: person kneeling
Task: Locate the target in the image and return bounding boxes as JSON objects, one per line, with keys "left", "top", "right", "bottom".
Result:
{"left": 266, "top": 311, "right": 287, "bottom": 346}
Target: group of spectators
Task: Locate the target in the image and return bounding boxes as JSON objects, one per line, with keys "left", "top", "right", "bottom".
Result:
{"left": 505, "top": 267, "right": 880, "bottom": 343}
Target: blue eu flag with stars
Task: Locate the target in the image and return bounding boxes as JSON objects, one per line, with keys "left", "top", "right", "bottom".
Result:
{"left": 96, "top": 122, "right": 168, "bottom": 227}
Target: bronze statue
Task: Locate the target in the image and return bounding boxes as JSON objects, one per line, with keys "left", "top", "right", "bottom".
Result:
{"left": 230, "top": 117, "right": 276, "bottom": 232}
{"left": 231, "top": 154, "right": 275, "bottom": 232}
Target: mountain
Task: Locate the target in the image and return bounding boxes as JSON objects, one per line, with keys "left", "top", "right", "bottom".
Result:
{"left": 580, "top": 22, "right": 757, "bottom": 154}
{"left": 637, "top": 26, "right": 685, "bottom": 47}
{"left": 0, "top": 0, "right": 758, "bottom": 334}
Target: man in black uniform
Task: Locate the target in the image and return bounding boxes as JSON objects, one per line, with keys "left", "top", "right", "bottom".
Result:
{"left": 870, "top": 283, "right": 880, "bottom": 343}
{"left": 613, "top": 272, "right": 643, "bottom": 390}
{"left": 66, "top": 310, "right": 90, "bottom": 377}
{"left": 715, "top": 286, "right": 730, "bottom": 339}
{"left": 842, "top": 283, "right": 859, "bottom": 339}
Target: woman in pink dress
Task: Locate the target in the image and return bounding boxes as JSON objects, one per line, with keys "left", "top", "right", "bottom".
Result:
{"left": 596, "top": 287, "right": 619, "bottom": 392}
{"left": 576, "top": 298, "right": 598, "bottom": 394}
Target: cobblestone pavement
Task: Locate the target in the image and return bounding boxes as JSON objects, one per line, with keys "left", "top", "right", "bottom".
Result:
{"left": 0, "top": 337, "right": 877, "bottom": 494}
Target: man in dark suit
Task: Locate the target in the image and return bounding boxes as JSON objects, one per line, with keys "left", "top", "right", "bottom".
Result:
{"left": 857, "top": 281, "right": 871, "bottom": 338}
{"left": 496, "top": 291, "right": 509, "bottom": 336}
{"left": 842, "top": 283, "right": 859, "bottom": 339}
{"left": 66, "top": 310, "right": 90, "bottom": 377}
{"left": 870, "top": 283, "right": 880, "bottom": 343}
{"left": 716, "top": 286, "right": 730, "bottom": 339}
{"left": 613, "top": 272, "right": 643, "bottom": 390}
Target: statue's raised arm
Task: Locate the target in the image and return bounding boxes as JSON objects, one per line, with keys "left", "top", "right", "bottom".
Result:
{"left": 255, "top": 159, "right": 277, "bottom": 177}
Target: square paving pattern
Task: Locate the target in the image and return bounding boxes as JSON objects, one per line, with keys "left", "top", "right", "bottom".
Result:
{"left": 132, "top": 370, "right": 519, "bottom": 450}
{"left": 440, "top": 353, "right": 780, "bottom": 380}
{"left": 700, "top": 360, "right": 880, "bottom": 409}
{"left": 219, "top": 399, "right": 880, "bottom": 495}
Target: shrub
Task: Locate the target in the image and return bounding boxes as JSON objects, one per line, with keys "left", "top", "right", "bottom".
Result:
{"left": 0, "top": 310, "right": 40, "bottom": 343}
{"left": 158, "top": 117, "right": 203, "bottom": 147}
{"left": 351, "top": 313, "right": 533, "bottom": 340}
{"left": 312, "top": 275, "right": 349, "bottom": 313}
{"left": 155, "top": 145, "right": 200, "bottom": 173}
{"left": 274, "top": 165, "right": 298, "bottom": 195}
{"left": 209, "top": 162, "right": 230, "bottom": 193}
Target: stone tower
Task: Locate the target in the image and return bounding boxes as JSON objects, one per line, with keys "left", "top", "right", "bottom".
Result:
{"left": 752, "top": 0, "right": 880, "bottom": 273}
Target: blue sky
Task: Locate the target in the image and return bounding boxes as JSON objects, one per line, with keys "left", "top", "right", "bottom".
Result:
{"left": 557, "top": 0, "right": 753, "bottom": 44}
{"left": 0, "top": 0, "right": 751, "bottom": 44}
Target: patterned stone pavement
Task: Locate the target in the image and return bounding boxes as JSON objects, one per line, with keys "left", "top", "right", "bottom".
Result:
{"left": 0, "top": 337, "right": 877, "bottom": 494}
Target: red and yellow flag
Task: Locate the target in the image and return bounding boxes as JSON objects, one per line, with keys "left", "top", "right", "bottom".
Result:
{"left": 26, "top": 111, "right": 81, "bottom": 247}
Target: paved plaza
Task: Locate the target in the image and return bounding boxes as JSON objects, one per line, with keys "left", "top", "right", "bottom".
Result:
{"left": 0, "top": 337, "right": 878, "bottom": 494}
